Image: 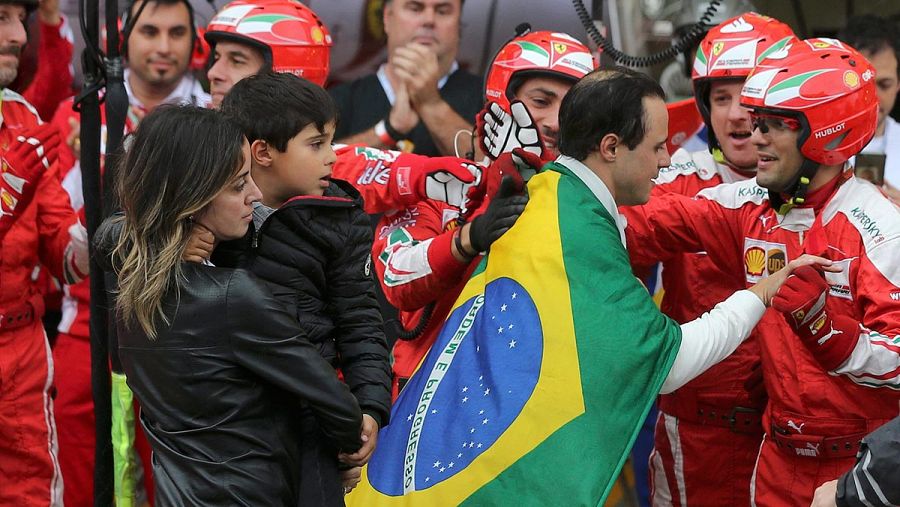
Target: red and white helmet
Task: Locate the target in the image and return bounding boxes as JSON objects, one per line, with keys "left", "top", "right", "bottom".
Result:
{"left": 205, "top": 0, "right": 332, "bottom": 86}
{"left": 692, "top": 12, "right": 796, "bottom": 151}
{"left": 740, "top": 37, "right": 878, "bottom": 166}
{"left": 484, "top": 30, "right": 596, "bottom": 113}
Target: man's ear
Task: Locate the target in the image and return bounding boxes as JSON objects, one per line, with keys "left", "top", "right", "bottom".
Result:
{"left": 251, "top": 139, "right": 273, "bottom": 167}
{"left": 599, "top": 133, "right": 619, "bottom": 163}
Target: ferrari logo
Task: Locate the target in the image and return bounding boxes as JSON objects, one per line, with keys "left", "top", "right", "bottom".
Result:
{"left": 813, "top": 41, "right": 831, "bottom": 48}
{"left": 712, "top": 42, "right": 725, "bottom": 56}
{"left": 553, "top": 42, "right": 568, "bottom": 54}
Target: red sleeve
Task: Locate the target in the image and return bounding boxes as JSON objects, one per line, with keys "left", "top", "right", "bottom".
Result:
{"left": 333, "top": 144, "right": 408, "bottom": 214}
{"left": 622, "top": 190, "right": 744, "bottom": 274}
{"left": 23, "top": 17, "right": 75, "bottom": 121}
{"left": 35, "top": 159, "right": 79, "bottom": 281}
{"left": 816, "top": 235, "right": 900, "bottom": 385}
{"left": 51, "top": 98, "right": 78, "bottom": 177}
{"left": 371, "top": 200, "right": 474, "bottom": 311}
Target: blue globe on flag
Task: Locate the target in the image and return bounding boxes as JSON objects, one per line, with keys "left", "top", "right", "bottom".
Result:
{"left": 368, "top": 277, "right": 543, "bottom": 495}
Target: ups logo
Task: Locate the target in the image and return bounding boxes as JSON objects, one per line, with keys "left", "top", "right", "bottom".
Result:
{"left": 767, "top": 249, "right": 786, "bottom": 273}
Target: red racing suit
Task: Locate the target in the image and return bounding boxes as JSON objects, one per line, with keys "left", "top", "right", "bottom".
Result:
{"left": 0, "top": 89, "right": 80, "bottom": 507}
{"left": 21, "top": 16, "right": 74, "bottom": 121}
{"left": 639, "top": 149, "right": 763, "bottom": 507}
{"left": 331, "top": 145, "right": 484, "bottom": 398}
{"left": 48, "top": 76, "right": 208, "bottom": 507}
{"left": 624, "top": 169, "right": 900, "bottom": 507}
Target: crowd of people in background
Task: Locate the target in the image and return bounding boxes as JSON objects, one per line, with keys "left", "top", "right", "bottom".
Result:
{"left": 1, "top": 0, "right": 899, "bottom": 506}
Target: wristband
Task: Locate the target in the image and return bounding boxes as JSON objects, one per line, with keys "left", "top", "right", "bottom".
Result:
{"left": 383, "top": 116, "right": 411, "bottom": 143}
{"left": 454, "top": 228, "right": 477, "bottom": 260}
{"left": 374, "top": 120, "right": 397, "bottom": 148}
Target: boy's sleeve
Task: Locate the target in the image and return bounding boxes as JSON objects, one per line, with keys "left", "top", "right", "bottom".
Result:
{"left": 327, "top": 207, "right": 392, "bottom": 428}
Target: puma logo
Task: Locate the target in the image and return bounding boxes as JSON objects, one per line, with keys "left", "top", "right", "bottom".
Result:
{"left": 786, "top": 420, "right": 805, "bottom": 433}
{"left": 816, "top": 324, "right": 844, "bottom": 346}
{"left": 795, "top": 442, "right": 820, "bottom": 457}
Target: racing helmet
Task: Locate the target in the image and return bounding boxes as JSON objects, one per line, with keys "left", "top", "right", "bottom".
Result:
{"left": 692, "top": 12, "right": 796, "bottom": 152}
{"left": 741, "top": 37, "right": 877, "bottom": 165}
{"left": 484, "top": 28, "right": 596, "bottom": 113}
{"left": 205, "top": 0, "right": 332, "bottom": 86}
{"left": 740, "top": 37, "right": 877, "bottom": 208}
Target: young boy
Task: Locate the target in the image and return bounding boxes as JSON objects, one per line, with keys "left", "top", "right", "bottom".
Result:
{"left": 215, "top": 72, "right": 391, "bottom": 504}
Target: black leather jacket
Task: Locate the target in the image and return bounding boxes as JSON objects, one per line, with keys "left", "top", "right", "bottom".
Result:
{"left": 116, "top": 264, "right": 362, "bottom": 506}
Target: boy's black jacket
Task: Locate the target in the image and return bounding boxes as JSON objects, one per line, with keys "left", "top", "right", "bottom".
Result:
{"left": 213, "top": 178, "right": 391, "bottom": 427}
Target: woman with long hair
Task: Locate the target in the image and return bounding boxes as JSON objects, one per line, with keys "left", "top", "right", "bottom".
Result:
{"left": 104, "top": 105, "right": 362, "bottom": 506}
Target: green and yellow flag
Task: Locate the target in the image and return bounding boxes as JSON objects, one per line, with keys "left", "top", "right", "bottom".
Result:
{"left": 348, "top": 162, "right": 682, "bottom": 506}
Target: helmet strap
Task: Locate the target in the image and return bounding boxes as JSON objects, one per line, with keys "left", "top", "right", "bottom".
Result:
{"left": 769, "top": 157, "right": 819, "bottom": 215}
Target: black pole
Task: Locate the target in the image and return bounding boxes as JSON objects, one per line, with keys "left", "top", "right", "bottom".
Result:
{"left": 75, "top": 0, "right": 112, "bottom": 503}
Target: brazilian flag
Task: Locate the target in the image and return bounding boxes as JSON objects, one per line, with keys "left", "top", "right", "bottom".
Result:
{"left": 348, "top": 162, "right": 682, "bottom": 506}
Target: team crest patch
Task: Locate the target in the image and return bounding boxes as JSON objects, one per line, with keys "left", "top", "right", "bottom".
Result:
{"left": 553, "top": 42, "right": 568, "bottom": 54}
{"left": 743, "top": 238, "right": 788, "bottom": 283}
{"left": 712, "top": 41, "right": 724, "bottom": 56}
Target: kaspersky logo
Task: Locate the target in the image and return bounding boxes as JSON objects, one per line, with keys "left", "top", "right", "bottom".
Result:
{"left": 814, "top": 122, "right": 845, "bottom": 139}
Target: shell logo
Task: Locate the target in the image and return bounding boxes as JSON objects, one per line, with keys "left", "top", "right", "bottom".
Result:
{"left": 745, "top": 246, "right": 766, "bottom": 276}
{"left": 843, "top": 70, "right": 859, "bottom": 89}
{"left": 310, "top": 26, "right": 325, "bottom": 44}
{"left": 553, "top": 42, "right": 568, "bottom": 54}
{"left": 713, "top": 41, "right": 725, "bottom": 56}
{"left": 1, "top": 188, "right": 16, "bottom": 209}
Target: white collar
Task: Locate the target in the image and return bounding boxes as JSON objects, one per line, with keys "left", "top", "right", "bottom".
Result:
{"left": 376, "top": 60, "right": 460, "bottom": 106}
{"left": 556, "top": 155, "right": 628, "bottom": 248}
{"left": 123, "top": 69, "right": 211, "bottom": 109}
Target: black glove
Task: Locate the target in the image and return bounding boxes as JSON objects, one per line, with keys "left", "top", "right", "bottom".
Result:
{"left": 467, "top": 175, "right": 528, "bottom": 253}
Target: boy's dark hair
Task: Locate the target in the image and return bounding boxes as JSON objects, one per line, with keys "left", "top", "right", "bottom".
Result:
{"left": 838, "top": 15, "right": 900, "bottom": 76}
{"left": 558, "top": 68, "right": 666, "bottom": 161}
{"left": 221, "top": 72, "right": 337, "bottom": 152}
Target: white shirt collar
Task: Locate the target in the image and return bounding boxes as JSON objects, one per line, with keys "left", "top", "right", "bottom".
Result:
{"left": 123, "top": 69, "right": 211, "bottom": 109}
{"left": 376, "top": 60, "right": 460, "bottom": 106}
{"left": 556, "top": 155, "right": 628, "bottom": 248}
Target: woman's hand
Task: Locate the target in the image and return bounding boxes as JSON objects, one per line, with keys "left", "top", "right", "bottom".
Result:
{"left": 341, "top": 466, "right": 362, "bottom": 495}
{"left": 748, "top": 254, "right": 840, "bottom": 306}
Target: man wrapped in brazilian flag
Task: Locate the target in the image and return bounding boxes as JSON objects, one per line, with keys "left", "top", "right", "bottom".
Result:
{"left": 347, "top": 68, "right": 827, "bottom": 506}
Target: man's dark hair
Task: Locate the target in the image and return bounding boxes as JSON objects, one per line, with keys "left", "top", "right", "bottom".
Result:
{"left": 122, "top": 0, "right": 197, "bottom": 57}
{"left": 558, "top": 68, "right": 666, "bottom": 161}
{"left": 221, "top": 72, "right": 337, "bottom": 152}
{"left": 838, "top": 15, "right": 900, "bottom": 75}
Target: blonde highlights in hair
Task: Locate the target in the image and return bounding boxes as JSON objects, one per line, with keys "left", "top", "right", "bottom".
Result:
{"left": 112, "top": 105, "right": 245, "bottom": 338}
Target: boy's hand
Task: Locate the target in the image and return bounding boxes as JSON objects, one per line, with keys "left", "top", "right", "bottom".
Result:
{"left": 338, "top": 414, "right": 378, "bottom": 467}
{"left": 183, "top": 223, "right": 214, "bottom": 263}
